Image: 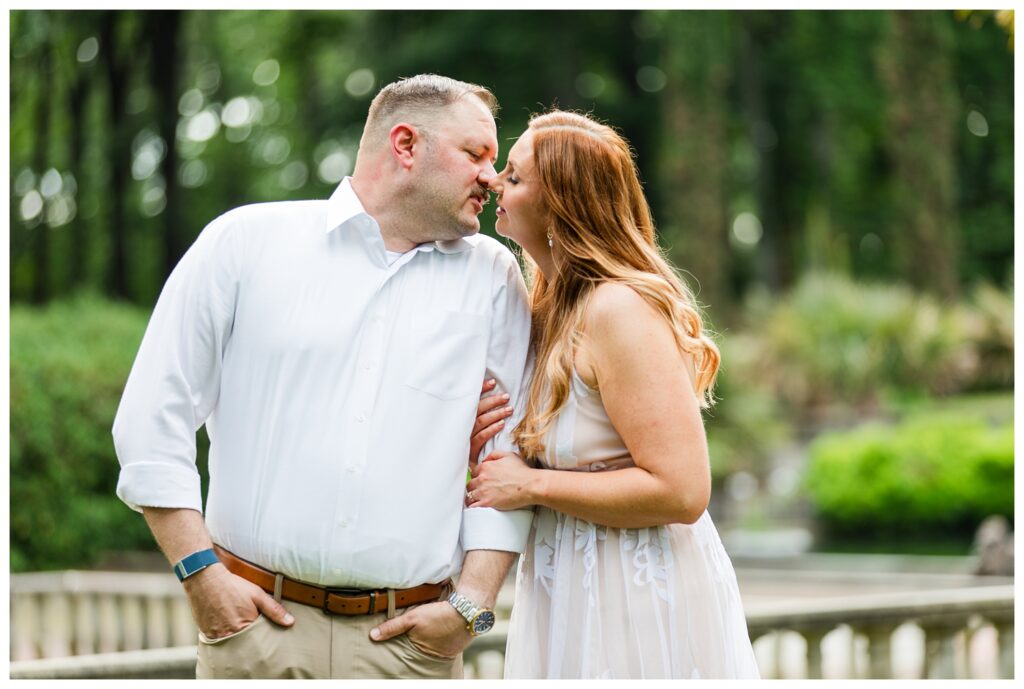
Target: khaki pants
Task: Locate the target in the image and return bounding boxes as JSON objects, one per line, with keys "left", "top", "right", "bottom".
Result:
{"left": 195, "top": 598, "right": 464, "bottom": 679}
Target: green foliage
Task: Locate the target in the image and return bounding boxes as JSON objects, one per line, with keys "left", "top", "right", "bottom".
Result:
{"left": 705, "top": 335, "right": 792, "bottom": 479}
{"left": 10, "top": 297, "right": 195, "bottom": 571}
{"left": 7, "top": 10, "right": 1016, "bottom": 313}
{"left": 804, "top": 409, "right": 1013, "bottom": 538}
{"left": 955, "top": 281, "right": 1014, "bottom": 390}
{"left": 734, "top": 273, "right": 1011, "bottom": 416}
{"left": 704, "top": 274, "right": 1012, "bottom": 482}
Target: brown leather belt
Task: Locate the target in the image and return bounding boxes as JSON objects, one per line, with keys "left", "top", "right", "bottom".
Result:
{"left": 213, "top": 545, "right": 449, "bottom": 616}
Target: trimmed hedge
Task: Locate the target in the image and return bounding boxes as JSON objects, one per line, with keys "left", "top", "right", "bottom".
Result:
{"left": 9, "top": 296, "right": 210, "bottom": 571}
{"left": 804, "top": 409, "right": 1013, "bottom": 539}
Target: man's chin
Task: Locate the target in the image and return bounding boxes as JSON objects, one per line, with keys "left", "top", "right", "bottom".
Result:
{"left": 458, "top": 216, "right": 482, "bottom": 236}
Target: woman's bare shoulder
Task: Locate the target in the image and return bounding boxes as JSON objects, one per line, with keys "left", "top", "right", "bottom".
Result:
{"left": 576, "top": 282, "right": 675, "bottom": 384}
{"left": 584, "top": 281, "right": 664, "bottom": 337}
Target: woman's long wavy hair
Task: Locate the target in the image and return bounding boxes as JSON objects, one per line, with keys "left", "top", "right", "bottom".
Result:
{"left": 511, "top": 111, "right": 721, "bottom": 461}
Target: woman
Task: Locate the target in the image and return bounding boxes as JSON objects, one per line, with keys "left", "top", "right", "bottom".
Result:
{"left": 466, "top": 111, "right": 759, "bottom": 679}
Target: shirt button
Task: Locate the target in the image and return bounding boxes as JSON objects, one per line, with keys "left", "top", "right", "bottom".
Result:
{"left": 346, "top": 465, "right": 359, "bottom": 473}
{"left": 339, "top": 519, "right": 349, "bottom": 528}
{"left": 362, "top": 362, "right": 372, "bottom": 370}
{"left": 355, "top": 414, "right": 366, "bottom": 423}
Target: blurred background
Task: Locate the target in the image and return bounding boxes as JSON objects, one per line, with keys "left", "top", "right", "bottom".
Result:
{"left": 8, "top": 8, "right": 1014, "bottom": 680}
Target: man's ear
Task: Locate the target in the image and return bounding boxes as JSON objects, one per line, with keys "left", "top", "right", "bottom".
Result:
{"left": 389, "top": 123, "right": 419, "bottom": 171}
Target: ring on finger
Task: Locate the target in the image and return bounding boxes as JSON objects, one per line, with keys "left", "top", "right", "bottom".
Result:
{"left": 467, "top": 490, "right": 475, "bottom": 501}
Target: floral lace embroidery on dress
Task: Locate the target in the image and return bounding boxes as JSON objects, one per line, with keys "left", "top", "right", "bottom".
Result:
{"left": 574, "top": 520, "right": 607, "bottom": 608}
{"left": 532, "top": 508, "right": 558, "bottom": 597}
{"left": 622, "top": 527, "right": 674, "bottom": 602}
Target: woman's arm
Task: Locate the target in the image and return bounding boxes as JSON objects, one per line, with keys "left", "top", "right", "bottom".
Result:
{"left": 468, "top": 282, "right": 711, "bottom": 529}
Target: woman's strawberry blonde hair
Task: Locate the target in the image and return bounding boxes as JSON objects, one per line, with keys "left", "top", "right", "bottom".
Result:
{"left": 512, "top": 110, "right": 721, "bottom": 461}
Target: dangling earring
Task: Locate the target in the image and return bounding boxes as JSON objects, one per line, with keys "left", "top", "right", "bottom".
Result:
{"left": 546, "top": 230, "right": 554, "bottom": 248}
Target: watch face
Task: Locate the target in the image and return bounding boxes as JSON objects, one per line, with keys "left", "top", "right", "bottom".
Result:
{"left": 472, "top": 610, "right": 496, "bottom": 634}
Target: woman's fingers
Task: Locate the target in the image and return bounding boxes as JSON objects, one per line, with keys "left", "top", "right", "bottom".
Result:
{"left": 475, "top": 419, "right": 505, "bottom": 442}
{"left": 469, "top": 419, "right": 505, "bottom": 466}
{"left": 473, "top": 394, "right": 512, "bottom": 433}
{"left": 469, "top": 385, "right": 511, "bottom": 467}
{"left": 465, "top": 479, "right": 483, "bottom": 507}
{"left": 473, "top": 404, "right": 513, "bottom": 435}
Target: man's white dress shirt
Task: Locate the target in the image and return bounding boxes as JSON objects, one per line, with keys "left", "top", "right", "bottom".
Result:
{"left": 113, "top": 178, "right": 534, "bottom": 589}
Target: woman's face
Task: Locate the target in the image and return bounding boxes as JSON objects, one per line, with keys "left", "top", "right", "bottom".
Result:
{"left": 491, "top": 129, "right": 550, "bottom": 258}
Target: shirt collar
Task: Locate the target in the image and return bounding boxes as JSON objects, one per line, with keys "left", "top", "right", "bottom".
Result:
{"left": 325, "top": 177, "right": 473, "bottom": 254}
{"left": 325, "top": 177, "right": 369, "bottom": 234}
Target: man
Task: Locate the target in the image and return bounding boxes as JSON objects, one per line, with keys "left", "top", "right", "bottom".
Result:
{"left": 113, "top": 74, "right": 533, "bottom": 679}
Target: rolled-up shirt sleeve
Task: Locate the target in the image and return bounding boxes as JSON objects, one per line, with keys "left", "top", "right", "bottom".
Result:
{"left": 461, "top": 249, "right": 536, "bottom": 553}
{"left": 113, "top": 212, "right": 243, "bottom": 513}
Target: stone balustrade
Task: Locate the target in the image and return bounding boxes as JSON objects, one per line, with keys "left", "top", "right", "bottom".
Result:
{"left": 746, "top": 585, "right": 1014, "bottom": 679}
{"left": 10, "top": 570, "right": 196, "bottom": 660}
{"left": 9, "top": 569, "right": 516, "bottom": 678}
{"left": 9, "top": 570, "right": 1013, "bottom": 679}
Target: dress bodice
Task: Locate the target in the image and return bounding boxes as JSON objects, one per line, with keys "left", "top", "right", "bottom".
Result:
{"left": 540, "top": 369, "right": 635, "bottom": 473}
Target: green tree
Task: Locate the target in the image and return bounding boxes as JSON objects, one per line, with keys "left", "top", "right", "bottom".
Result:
{"left": 877, "top": 11, "right": 960, "bottom": 298}
{"left": 657, "top": 11, "right": 735, "bottom": 323}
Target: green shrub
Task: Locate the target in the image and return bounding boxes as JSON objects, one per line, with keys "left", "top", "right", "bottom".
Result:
{"left": 954, "top": 282, "right": 1014, "bottom": 391}
{"left": 9, "top": 296, "right": 208, "bottom": 571}
{"left": 731, "top": 273, "right": 1014, "bottom": 420}
{"left": 705, "top": 334, "right": 792, "bottom": 479}
{"left": 804, "top": 409, "right": 1013, "bottom": 539}
{"left": 740, "top": 273, "right": 968, "bottom": 413}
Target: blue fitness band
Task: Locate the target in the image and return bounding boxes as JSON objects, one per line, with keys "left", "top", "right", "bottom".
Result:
{"left": 173, "top": 548, "right": 220, "bottom": 582}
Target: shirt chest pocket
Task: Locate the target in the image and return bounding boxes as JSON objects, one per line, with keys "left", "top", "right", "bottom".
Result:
{"left": 405, "top": 310, "right": 489, "bottom": 401}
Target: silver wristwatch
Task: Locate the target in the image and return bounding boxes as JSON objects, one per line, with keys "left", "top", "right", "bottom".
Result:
{"left": 447, "top": 591, "right": 496, "bottom": 636}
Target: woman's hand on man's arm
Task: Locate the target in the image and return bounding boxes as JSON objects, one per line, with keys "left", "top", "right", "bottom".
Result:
{"left": 468, "top": 378, "right": 514, "bottom": 468}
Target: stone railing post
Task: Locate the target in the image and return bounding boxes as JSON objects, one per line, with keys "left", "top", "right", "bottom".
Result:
{"left": 921, "top": 618, "right": 964, "bottom": 679}
{"left": 11, "top": 593, "right": 39, "bottom": 660}
{"left": 859, "top": 623, "right": 896, "bottom": 678}
{"left": 121, "top": 596, "right": 145, "bottom": 651}
{"left": 96, "top": 593, "right": 120, "bottom": 653}
{"left": 771, "top": 630, "right": 785, "bottom": 678}
{"left": 171, "top": 599, "right": 197, "bottom": 647}
{"left": 40, "top": 592, "right": 72, "bottom": 658}
{"left": 144, "top": 595, "right": 169, "bottom": 649}
{"left": 73, "top": 593, "right": 96, "bottom": 655}
{"left": 989, "top": 610, "right": 1014, "bottom": 679}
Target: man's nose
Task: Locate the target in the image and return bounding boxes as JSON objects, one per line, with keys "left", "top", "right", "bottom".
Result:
{"left": 479, "top": 162, "right": 497, "bottom": 185}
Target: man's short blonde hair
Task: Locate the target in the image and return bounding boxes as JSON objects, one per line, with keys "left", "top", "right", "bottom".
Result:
{"left": 362, "top": 74, "right": 498, "bottom": 146}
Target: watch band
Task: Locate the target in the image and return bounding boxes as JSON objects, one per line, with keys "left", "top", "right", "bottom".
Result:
{"left": 448, "top": 590, "right": 479, "bottom": 619}
{"left": 173, "top": 548, "right": 220, "bottom": 582}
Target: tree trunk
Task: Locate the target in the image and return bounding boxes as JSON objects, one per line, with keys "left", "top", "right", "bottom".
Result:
{"left": 101, "top": 11, "right": 130, "bottom": 299}
{"left": 31, "top": 43, "right": 52, "bottom": 304}
{"left": 67, "top": 59, "right": 88, "bottom": 289}
{"left": 611, "top": 10, "right": 657, "bottom": 204}
{"left": 658, "top": 11, "right": 734, "bottom": 324}
{"left": 878, "top": 10, "right": 959, "bottom": 299}
{"left": 146, "top": 10, "right": 183, "bottom": 279}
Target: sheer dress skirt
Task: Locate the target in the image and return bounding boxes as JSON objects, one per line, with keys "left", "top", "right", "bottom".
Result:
{"left": 503, "top": 507, "right": 761, "bottom": 679}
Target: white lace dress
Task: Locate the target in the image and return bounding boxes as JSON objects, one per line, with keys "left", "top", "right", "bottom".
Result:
{"left": 503, "top": 371, "right": 760, "bottom": 679}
